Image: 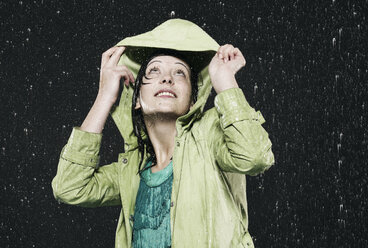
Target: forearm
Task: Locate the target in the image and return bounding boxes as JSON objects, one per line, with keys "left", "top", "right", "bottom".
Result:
{"left": 52, "top": 127, "right": 121, "bottom": 207}
{"left": 212, "top": 88, "right": 274, "bottom": 175}
{"left": 80, "top": 94, "right": 115, "bottom": 133}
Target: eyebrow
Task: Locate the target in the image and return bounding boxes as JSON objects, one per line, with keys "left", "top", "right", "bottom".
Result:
{"left": 147, "top": 60, "right": 162, "bottom": 66}
{"left": 175, "top": 62, "right": 190, "bottom": 73}
{"left": 147, "top": 60, "right": 190, "bottom": 74}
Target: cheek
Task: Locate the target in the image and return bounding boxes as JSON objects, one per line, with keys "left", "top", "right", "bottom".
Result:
{"left": 138, "top": 88, "right": 154, "bottom": 112}
{"left": 183, "top": 84, "right": 192, "bottom": 102}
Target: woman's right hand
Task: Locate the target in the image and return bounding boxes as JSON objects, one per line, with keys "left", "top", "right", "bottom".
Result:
{"left": 97, "top": 46, "right": 135, "bottom": 105}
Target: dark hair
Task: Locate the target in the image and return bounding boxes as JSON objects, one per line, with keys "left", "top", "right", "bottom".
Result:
{"left": 131, "top": 49, "right": 199, "bottom": 174}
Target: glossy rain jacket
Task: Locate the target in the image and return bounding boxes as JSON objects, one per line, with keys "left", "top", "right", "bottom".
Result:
{"left": 52, "top": 19, "right": 275, "bottom": 248}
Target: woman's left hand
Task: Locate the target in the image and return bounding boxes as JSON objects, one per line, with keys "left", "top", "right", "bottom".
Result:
{"left": 208, "top": 44, "right": 246, "bottom": 94}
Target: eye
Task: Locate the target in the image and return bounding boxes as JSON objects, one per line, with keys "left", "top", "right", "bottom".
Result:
{"left": 148, "top": 66, "right": 160, "bottom": 74}
{"left": 175, "top": 69, "right": 186, "bottom": 77}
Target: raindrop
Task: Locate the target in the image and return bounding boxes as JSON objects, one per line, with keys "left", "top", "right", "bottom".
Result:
{"left": 170, "top": 11, "right": 175, "bottom": 18}
{"left": 337, "top": 143, "right": 341, "bottom": 153}
{"left": 332, "top": 37, "right": 336, "bottom": 47}
{"left": 254, "top": 83, "right": 258, "bottom": 94}
{"left": 335, "top": 74, "right": 339, "bottom": 83}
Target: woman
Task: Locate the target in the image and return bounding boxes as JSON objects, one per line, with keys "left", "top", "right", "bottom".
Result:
{"left": 52, "top": 19, "right": 274, "bottom": 248}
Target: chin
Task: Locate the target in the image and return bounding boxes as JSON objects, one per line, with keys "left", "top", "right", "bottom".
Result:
{"left": 142, "top": 107, "right": 189, "bottom": 119}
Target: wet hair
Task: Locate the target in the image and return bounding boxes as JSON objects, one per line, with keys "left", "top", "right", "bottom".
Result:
{"left": 131, "top": 49, "right": 199, "bottom": 174}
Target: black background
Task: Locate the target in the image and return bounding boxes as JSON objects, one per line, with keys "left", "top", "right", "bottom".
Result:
{"left": 1, "top": 0, "right": 367, "bottom": 247}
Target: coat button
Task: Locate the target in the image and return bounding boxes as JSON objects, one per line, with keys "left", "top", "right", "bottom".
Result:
{"left": 122, "top": 158, "right": 128, "bottom": 164}
{"left": 170, "top": 201, "right": 174, "bottom": 207}
{"left": 176, "top": 142, "right": 180, "bottom": 147}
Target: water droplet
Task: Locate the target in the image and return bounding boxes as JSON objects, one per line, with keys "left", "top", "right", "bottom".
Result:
{"left": 335, "top": 74, "right": 339, "bottom": 83}
{"left": 254, "top": 83, "right": 258, "bottom": 94}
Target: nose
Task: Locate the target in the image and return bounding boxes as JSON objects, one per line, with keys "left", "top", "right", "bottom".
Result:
{"left": 160, "top": 75, "right": 173, "bottom": 85}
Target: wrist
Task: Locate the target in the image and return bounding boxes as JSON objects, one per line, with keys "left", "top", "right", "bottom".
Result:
{"left": 212, "top": 75, "right": 239, "bottom": 94}
{"left": 96, "top": 93, "right": 116, "bottom": 107}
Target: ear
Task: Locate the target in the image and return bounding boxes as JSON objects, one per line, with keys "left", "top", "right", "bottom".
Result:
{"left": 135, "top": 97, "right": 141, "bottom": 110}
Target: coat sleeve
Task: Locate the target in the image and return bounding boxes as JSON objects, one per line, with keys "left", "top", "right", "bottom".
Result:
{"left": 208, "top": 87, "right": 275, "bottom": 175}
{"left": 51, "top": 127, "right": 121, "bottom": 207}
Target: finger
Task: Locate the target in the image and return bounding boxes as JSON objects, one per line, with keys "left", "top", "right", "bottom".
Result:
{"left": 107, "top": 46, "right": 126, "bottom": 67}
{"left": 128, "top": 70, "right": 135, "bottom": 84}
{"left": 230, "top": 46, "right": 236, "bottom": 61}
{"left": 115, "top": 65, "right": 135, "bottom": 83}
{"left": 217, "top": 44, "right": 228, "bottom": 59}
{"left": 101, "top": 46, "right": 119, "bottom": 68}
{"left": 222, "top": 45, "right": 234, "bottom": 63}
{"left": 234, "top": 48, "right": 246, "bottom": 66}
{"left": 116, "top": 71, "right": 130, "bottom": 86}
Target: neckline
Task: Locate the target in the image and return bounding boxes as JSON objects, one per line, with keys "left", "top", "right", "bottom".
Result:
{"left": 150, "top": 160, "right": 172, "bottom": 174}
{"left": 141, "top": 160, "right": 173, "bottom": 187}
{"left": 147, "top": 160, "right": 172, "bottom": 175}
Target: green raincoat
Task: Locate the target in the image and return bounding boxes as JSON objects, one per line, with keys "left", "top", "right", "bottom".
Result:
{"left": 52, "top": 19, "right": 275, "bottom": 248}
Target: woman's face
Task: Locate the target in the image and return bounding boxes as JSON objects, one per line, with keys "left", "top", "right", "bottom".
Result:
{"left": 135, "top": 55, "right": 193, "bottom": 118}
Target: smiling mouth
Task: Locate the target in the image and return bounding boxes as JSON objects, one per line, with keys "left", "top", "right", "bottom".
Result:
{"left": 155, "top": 91, "right": 176, "bottom": 98}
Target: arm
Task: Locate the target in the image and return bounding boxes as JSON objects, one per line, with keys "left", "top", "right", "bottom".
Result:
{"left": 52, "top": 127, "right": 121, "bottom": 207}
{"left": 208, "top": 44, "right": 274, "bottom": 175}
{"left": 52, "top": 46, "right": 134, "bottom": 206}
{"left": 209, "top": 87, "right": 274, "bottom": 175}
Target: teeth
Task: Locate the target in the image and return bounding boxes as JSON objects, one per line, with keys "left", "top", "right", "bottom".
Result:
{"left": 157, "top": 92, "right": 175, "bottom": 97}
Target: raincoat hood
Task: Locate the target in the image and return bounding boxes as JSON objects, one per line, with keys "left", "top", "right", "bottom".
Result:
{"left": 110, "top": 19, "right": 219, "bottom": 147}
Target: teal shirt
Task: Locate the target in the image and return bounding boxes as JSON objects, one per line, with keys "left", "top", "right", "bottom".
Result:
{"left": 132, "top": 159, "right": 173, "bottom": 248}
